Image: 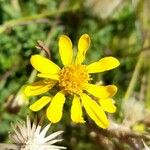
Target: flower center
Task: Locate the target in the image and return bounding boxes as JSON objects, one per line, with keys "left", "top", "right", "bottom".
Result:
{"left": 59, "top": 64, "right": 90, "bottom": 94}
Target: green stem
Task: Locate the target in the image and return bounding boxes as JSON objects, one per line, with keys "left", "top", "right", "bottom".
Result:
{"left": 124, "top": 53, "right": 144, "bottom": 100}
{"left": 146, "top": 60, "right": 150, "bottom": 109}
{"left": 27, "top": 70, "right": 38, "bottom": 84}
{"left": 0, "top": 6, "right": 78, "bottom": 34}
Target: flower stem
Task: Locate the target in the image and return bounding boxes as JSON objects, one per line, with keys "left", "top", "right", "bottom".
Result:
{"left": 124, "top": 53, "right": 144, "bottom": 100}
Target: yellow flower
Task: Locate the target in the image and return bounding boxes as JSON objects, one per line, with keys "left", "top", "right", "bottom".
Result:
{"left": 25, "top": 34, "right": 120, "bottom": 129}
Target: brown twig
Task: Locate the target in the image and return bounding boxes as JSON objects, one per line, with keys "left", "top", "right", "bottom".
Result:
{"left": 36, "top": 40, "right": 51, "bottom": 58}
{"left": 87, "top": 120, "right": 149, "bottom": 149}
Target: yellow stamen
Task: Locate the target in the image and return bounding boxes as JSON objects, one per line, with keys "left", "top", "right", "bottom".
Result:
{"left": 59, "top": 64, "right": 90, "bottom": 94}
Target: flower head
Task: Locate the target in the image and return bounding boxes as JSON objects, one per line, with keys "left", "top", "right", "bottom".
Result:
{"left": 25, "top": 34, "right": 120, "bottom": 129}
{"left": 0, "top": 116, "right": 66, "bottom": 150}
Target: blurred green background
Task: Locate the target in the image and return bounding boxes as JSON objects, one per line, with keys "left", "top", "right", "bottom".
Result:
{"left": 0, "top": 0, "right": 150, "bottom": 149}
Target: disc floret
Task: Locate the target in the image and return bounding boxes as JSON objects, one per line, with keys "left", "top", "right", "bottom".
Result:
{"left": 59, "top": 64, "right": 90, "bottom": 94}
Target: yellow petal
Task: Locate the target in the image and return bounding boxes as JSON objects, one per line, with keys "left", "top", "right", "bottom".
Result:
{"left": 24, "top": 80, "right": 56, "bottom": 96}
{"left": 99, "top": 98, "right": 116, "bottom": 113}
{"left": 30, "top": 96, "right": 51, "bottom": 112}
{"left": 85, "top": 84, "right": 117, "bottom": 99}
{"left": 30, "top": 55, "right": 60, "bottom": 74}
{"left": 106, "top": 85, "right": 118, "bottom": 97}
{"left": 37, "top": 73, "right": 59, "bottom": 80}
{"left": 59, "top": 35, "right": 73, "bottom": 66}
{"left": 71, "top": 95, "right": 85, "bottom": 123}
{"left": 81, "top": 93, "right": 109, "bottom": 128}
{"left": 75, "top": 34, "right": 91, "bottom": 64}
{"left": 87, "top": 57, "right": 120, "bottom": 73}
{"left": 46, "top": 92, "right": 65, "bottom": 123}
